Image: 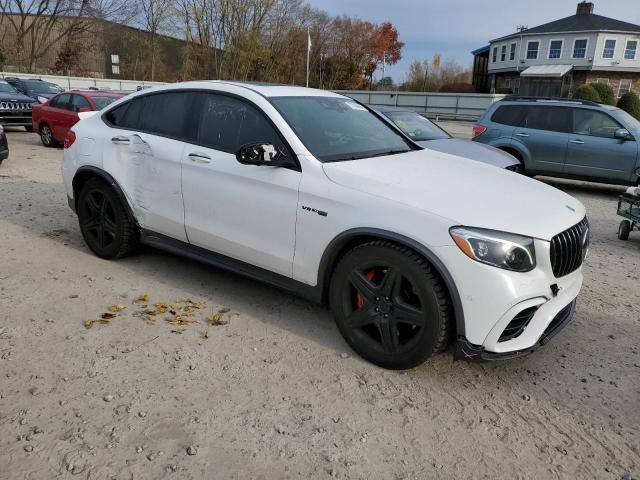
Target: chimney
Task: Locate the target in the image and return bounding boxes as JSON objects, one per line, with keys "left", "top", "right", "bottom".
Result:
{"left": 577, "top": 2, "right": 594, "bottom": 15}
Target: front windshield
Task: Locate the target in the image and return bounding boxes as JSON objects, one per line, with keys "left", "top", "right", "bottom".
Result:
{"left": 270, "top": 96, "right": 412, "bottom": 162}
{"left": 0, "top": 82, "right": 18, "bottom": 94}
{"left": 382, "top": 111, "right": 450, "bottom": 141}
{"left": 90, "top": 96, "right": 120, "bottom": 110}
{"left": 613, "top": 109, "right": 640, "bottom": 132}
{"left": 24, "top": 80, "right": 60, "bottom": 95}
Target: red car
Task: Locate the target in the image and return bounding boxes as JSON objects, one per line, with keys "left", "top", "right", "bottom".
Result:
{"left": 32, "top": 90, "right": 124, "bottom": 147}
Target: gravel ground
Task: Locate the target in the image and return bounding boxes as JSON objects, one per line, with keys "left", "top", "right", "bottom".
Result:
{"left": 0, "top": 126, "right": 638, "bottom": 480}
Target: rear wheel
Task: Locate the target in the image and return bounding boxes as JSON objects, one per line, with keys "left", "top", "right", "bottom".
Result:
{"left": 329, "top": 241, "right": 452, "bottom": 369}
{"left": 77, "top": 178, "right": 139, "bottom": 259}
{"left": 39, "top": 124, "right": 56, "bottom": 147}
{"left": 618, "top": 220, "right": 631, "bottom": 241}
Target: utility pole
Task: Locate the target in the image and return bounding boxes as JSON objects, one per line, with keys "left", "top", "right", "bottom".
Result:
{"left": 306, "top": 29, "right": 311, "bottom": 88}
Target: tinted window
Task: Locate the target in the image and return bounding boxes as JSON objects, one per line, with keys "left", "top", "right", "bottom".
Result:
{"left": 491, "top": 105, "right": 529, "bottom": 127}
{"left": 271, "top": 96, "right": 411, "bottom": 162}
{"left": 196, "top": 94, "right": 285, "bottom": 153}
{"left": 52, "top": 94, "right": 72, "bottom": 110}
{"left": 573, "top": 109, "right": 622, "bottom": 138}
{"left": 140, "top": 92, "right": 196, "bottom": 139}
{"left": 524, "top": 107, "right": 570, "bottom": 133}
{"left": 104, "top": 98, "right": 143, "bottom": 129}
{"left": 70, "top": 94, "right": 91, "bottom": 112}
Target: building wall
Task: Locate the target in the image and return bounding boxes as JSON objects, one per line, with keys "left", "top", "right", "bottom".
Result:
{"left": 591, "top": 32, "right": 640, "bottom": 69}
{"left": 574, "top": 70, "right": 640, "bottom": 97}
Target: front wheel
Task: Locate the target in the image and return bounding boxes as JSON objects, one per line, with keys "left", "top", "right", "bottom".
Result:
{"left": 78, "top": 178, "right": 139, "bottom": 259}
{"left": 329, "top": 241, "right": 452, "bottom": 369}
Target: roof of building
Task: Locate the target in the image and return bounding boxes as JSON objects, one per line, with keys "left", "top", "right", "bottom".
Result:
{"left": 491, "top": 12, "right": 640, "bottom": 42}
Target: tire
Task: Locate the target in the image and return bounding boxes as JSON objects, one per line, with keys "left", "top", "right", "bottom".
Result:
{"left": 25, "top": 125, "right": 34, "bottom": 133}
{"left": 329, "top": 241, "right": 452, "bottom": 369}
{"left": 618, "top": 220, "right": 631, "bottom": 241}
{"left": 77, "top": 177, "right": 139, "bottom": 259}
{"left": 39, "top": 124, "right": 56, "bottom": 147}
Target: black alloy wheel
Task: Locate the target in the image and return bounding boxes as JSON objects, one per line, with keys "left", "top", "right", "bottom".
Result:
{"left": 330, "top": 241, "right": 451, "bottom": 369}
{"left": 77, "top": 178, "right": 139, "bottom": 259}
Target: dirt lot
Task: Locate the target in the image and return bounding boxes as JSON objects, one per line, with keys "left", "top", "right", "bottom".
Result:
{"left": 0, "top": 127, "right": 638, "bottom": 480}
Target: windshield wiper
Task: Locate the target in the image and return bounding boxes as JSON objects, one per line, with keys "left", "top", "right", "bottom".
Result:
{"left": 368, "top": 149, "right": 410, "bottom": 158}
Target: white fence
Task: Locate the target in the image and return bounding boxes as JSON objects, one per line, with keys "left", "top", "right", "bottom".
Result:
{"left": 0, "top": 72, "right": 165, "bottom": 91}
{"left": 336, "top": 91, "right": 507, "bottom": 121}
{"left": 0, "top": 72, "right": 504, "bottom": 119}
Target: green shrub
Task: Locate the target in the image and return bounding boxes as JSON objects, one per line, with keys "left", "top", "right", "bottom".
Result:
{"left": 590, "top": 82, "right": 616, "bottom": 105}
{"left": 573, "top": 84, "right": 602, "bottom": 103}
{"left": 617, "top": 91, "right": 640, "bottom": 120}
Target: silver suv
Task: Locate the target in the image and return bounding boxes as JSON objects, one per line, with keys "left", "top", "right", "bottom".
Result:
{"left": 473, "top": 97, "right": 640, "bottom": 186}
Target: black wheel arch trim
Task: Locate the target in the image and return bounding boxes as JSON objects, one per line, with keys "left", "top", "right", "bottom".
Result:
{"left": 71, "top": 166, "right": 139, "bottom": 227}
{"left": 317, "top": 228, "right": 466, "bottom": 337}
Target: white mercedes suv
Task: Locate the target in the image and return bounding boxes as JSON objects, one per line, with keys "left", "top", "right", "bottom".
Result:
{"left": 61, "top": 81, "right": 589, "bottom": 369}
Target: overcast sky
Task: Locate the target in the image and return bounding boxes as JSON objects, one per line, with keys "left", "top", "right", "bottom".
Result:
{"left": 306, "top": 0, "right": 640, "bottom": 82}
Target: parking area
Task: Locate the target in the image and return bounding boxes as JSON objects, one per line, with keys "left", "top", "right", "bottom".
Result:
{"left": 0, "top": 126, "right": 638, "bottom": 479}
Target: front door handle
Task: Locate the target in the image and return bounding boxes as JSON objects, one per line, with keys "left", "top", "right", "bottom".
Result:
{"left": 515, "top": 132, "right": 529, "bottom": 137}
{"left": 569, "top": 139, "right": 585, "bottom": 144}
{"left": 188, "top": 152, "right": 212, "bottom": 163}
{"left": 111, "top": 135, "right": 130, "bottom": 144}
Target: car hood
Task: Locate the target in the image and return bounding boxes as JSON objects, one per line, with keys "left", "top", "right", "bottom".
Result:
{"left": 322, "top": 150, "right": 585, "bottom": 241}
{"left": 416, "top": 138, "right": 518, "bottom": 169}
{"left": 0, "top": 93, "right": 36, "bottom": 103}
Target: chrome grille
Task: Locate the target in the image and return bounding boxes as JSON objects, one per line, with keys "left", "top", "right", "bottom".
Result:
{"left": 550, "top": 217, "right": 589, "bottom": 278}
{"left": 0, "top": 102, "right": 33, "bottom": 111}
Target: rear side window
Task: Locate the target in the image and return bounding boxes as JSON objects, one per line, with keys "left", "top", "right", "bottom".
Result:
{"left": 140, "top": 92, "right": 197, "bottom": 139}
{"left": 524, "top": 106, "right": 571, "bottom": 133}
{"left": 70, "top": 94, "right": 91, "bottom": 112}
{"left": 104, "top": 98, "right": 144, "bottom": 129}
{"left": 52, "top": 94, "right": 71, "bottom": 110}
{"left": 196, "top": 93, "right": 285, "bottom": 154}
{"left": 491, "top": 105, "right": 528, "bottom": 127}
{"left": 105, "top": 102, "right": 129, "bottom": 126}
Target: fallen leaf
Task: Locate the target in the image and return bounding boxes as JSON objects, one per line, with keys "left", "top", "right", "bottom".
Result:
{"left": 170, "top": 329, "right": 186, "bottom": 334}
{"left": 201, "top": 330, "right": 209, "bottom": 340}
{"left": 207, "top": 313, "right": 228, "bottom": 326}
{"left": 97, "top": 319, "right": 110, "bottom": 325}
{"left": 83, "top": 320, "right": 95, "bottom": 329}
{"left": 133, "top": 294, "right": 149, "bottom": 303}
{"left": 101, "top": 313, "right": 116, "bottom": 320}
{"left": 108, "top": 304, "right": 127, "bottom": 313}
{"left": 218, "top": 307, "right": 231, "bottom": 314}
{"left": 154, "top": 303, "right": 169, "bottom": 314}
{"left": 121, "top": 345, "right": 134, "bottom": 353}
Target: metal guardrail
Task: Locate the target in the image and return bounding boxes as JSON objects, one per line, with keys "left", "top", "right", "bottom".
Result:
{"left": 0, "top": 72, "right": 165, "bottom": 92}
{"left": 335, "top": 90, "right": 507, "bottom": 121}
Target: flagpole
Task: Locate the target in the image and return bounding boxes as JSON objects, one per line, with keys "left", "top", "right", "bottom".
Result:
{"left": 306, "top": 29, "right": 311, "bottom": 88}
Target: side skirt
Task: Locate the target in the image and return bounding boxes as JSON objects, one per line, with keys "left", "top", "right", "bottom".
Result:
{"left": 139, "top": 229, "right": 323, "bottom": 304}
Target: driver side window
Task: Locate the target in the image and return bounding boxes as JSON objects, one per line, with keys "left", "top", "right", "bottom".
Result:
{"left": 196, "top": 93, "right": 285, "bottom": 154}
{"left": 573, "top": 109, "right": 622, "bottom": 138}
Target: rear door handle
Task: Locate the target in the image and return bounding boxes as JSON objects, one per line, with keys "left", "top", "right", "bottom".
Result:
{"left": 569, "top": 139, "right": 585, "bottom": 144}
{"left": 515, "top": 132, "right": 529, "bottom": 137}
{"left": 111, "top": 135, "right": 130, "bottom": 144}
{"left": 188, "top": 152, "right": 211, "bottom": 163}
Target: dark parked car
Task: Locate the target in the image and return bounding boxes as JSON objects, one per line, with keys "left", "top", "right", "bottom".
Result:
{"left": 376, "top": 107, "right": 520, "bottom": 171}
{"left": 32, "top": 90, "right": 124, "bottom": 147}
{"left": 0, "top": 80, "right": 37, "bottom": 131}
{"left": 473, "top": 97, "right": 640, "bottom": 186}
{"left": 4, "top": 77, "right": 63, "bottom": 104}
{"left": 0, "top": 125, "right": 8, "bottom": 164}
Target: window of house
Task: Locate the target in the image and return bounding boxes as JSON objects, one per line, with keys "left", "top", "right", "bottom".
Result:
{"left": 501, "top": 45, "right": 507, "bottom": 61}
{"left": 526, "top": 41, "right": 539, "bottom": 59}
{"left": 510, "top": 43, "right": 517, "bottom": 61}
{"left": 596, "top": 78, "right": 609, "bottom": 85}
{"left": 603, "top": 39, "right": 616, "bottom": 59}
{"left": 492, "top": 47, "right": 497, "bottom": 62}
{"left": 573, "top": 39, "right": 588, "bottom": 58}
{"left": 624, "top": 40, "right": 638, "bottom": 60}
{"left": 548, "top": 40, "right": 563, "bottom": 59}
{"left": 618, "top": 79, "right": 632, "bottom": 97}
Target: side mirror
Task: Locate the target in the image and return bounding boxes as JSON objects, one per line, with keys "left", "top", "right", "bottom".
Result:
{"left": 614, "top": 128, "right": 634, "bottom": 141}
{"left": 236, "top": 143, "right": 290, "bottom": 167}
{"left": 78, "top": 107, "right": 91, "bottom": 113}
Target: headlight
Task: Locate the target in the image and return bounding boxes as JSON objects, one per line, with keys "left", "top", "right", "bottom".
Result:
{"left": 37, "top": 96, "right": 48, "bottom": 104}
{"left": 450, "top": 227, "right": 536, "bottom": 272}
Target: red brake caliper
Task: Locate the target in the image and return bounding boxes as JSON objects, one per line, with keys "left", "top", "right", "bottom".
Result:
{"left": 356, "top": 270, "right": 375, "bottom": 309}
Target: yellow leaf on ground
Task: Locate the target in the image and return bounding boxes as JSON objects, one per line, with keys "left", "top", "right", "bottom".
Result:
{"left": 202, "top": 330, "right": 209, "bottom": 339}
{"left": 133, "top": 294, "right": 150, "bottom": 303}
{"left": 83, "top": 320, "right": 95, "bottom": 329}
{"left": 108, "top": 304, "right": 127, "bottom": 313}
{"left": 154, "top": 303, "right": 169, "bottom": 314}
{"left": 101, "top": 313, "right": 116, "bottom": 320}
